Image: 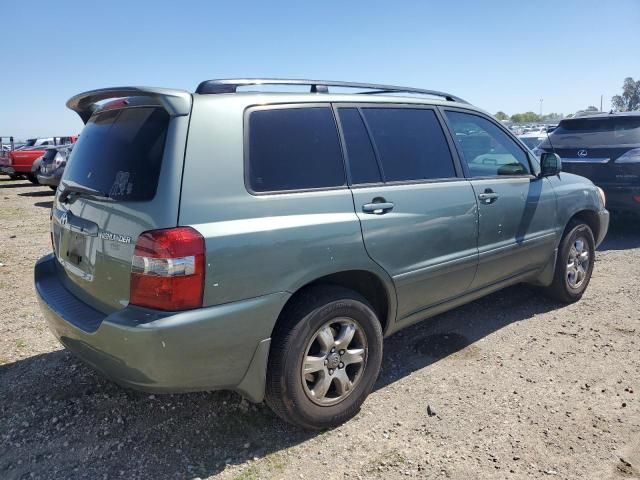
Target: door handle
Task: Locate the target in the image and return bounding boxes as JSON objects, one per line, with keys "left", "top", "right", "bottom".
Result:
{"left": 362, "top": 201, "right": 394, "bottom": 215}
{"left": 478, "top": 189, "right": 499, "bottom": 204}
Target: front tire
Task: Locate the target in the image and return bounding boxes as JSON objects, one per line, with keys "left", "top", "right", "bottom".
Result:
{"left": 545, "top": 220, "right": 595, "bottom": 303}
{"left": 26, "top": 173, "right": 39, "bottom": 185}
{"left": 265, "top": 286, "right": 383, "bottom": 430}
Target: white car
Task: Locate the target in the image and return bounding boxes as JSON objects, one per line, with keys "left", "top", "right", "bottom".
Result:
{"left": 518, "top": 132, "right": 546, "bottom": 152}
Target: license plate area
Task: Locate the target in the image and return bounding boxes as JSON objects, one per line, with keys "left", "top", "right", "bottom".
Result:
{"left": 66, "top": 232, "right": 86, "bottom": 266}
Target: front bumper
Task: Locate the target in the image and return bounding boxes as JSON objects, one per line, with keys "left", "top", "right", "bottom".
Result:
{"left": 35, "top": 254, "right": 288, "bottom": 402}
{"left": 602, "top": 185, "right": 640, "bottom": 213}
{"left": 595, "top": 209, "right": 609, "bottom": 248}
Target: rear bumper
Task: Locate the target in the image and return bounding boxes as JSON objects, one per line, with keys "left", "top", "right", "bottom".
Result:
{"left": 0, "top": 165, "right": 15, "bottom": 175}
{"left": 34, "top": 254, "right": 288, "bottom": 402}
{"left": 37, "top": 172, "right": 61, "bottom": 186}
{"left": 602, "top": 185, "right": 640, "bottom": 213}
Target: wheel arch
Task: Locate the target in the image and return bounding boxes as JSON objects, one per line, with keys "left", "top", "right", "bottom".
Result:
{"left": 273, "top": 269, "right": 397, "bottom": 338}
{"left": 565, "top": 209, "right": 600, "bottom": 241}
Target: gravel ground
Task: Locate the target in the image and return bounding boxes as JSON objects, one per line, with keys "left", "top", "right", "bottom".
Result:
{"left": 1, "top": 177, "right": 639, "bottom": 480}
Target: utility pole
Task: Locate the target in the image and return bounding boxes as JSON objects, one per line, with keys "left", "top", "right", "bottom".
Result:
{"left": 539, "top": 98, "right": 543, "bottom": 117}
{"left": 600, "top": 95, "right": 603, "bottom": 112}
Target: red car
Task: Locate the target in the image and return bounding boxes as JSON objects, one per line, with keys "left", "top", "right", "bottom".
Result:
{"left": 1, "top": 136, "right": 77, "bottom": 183}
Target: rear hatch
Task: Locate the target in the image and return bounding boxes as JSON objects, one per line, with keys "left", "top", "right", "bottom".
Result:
{"left": 543, "top": 115, "right": 640, "bottom": 187}
{"left": 52, "top": 88, "right": 191, "bottom": 313}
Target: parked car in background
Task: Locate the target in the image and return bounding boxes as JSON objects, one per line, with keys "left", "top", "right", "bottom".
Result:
{"left": 36, "top": 80, "right": 608, "bottom": 430}
{"left": 0, "top": 136, "right": 77, "bottom": 183}
{"left": 536, "top": 112, "right": 640, "bottom": 213}
{"left": 37, "top": 144, "right": 73, "bottom": 189}
{"left": 518, "top": 131, "right": 546, "bottom": 152}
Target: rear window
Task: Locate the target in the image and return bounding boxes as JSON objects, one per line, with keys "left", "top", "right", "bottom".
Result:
{"left": 42, "top": 149, "right": 58, "bottom": 162}
{"left": 551, "top": 117, "right": 640, "bottom": 146}
{"left": 247, "top": 107, "right": 345, "bottom": 192}
{"left": 63, "top": 107, "right": 169, "bottom": 201}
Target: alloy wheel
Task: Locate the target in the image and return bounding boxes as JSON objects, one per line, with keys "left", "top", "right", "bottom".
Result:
{"left": 301, "top": 318, "right": 368, "bottom": 406}
{"left": 566, "top": 235, "right": 590, "bottom": 289}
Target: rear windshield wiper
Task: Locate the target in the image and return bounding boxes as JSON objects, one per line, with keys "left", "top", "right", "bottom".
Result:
{"left": 59, "top": 182, "right": 110, "bottom": 203}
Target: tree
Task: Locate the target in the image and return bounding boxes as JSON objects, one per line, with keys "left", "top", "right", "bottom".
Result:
{"left": 494, "top": 111, "right": 509, "bottom": 121}
{"left": 611, "top": 77, "right": 640, "bottom": 111}
{"left": 510, "top": 111, "right": 540, "bottom": 123}
{"left": 542, "top": 112, "right": 563, "bottom": 121}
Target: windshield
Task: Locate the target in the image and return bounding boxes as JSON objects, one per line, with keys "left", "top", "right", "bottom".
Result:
{"left": 549, "top": 117, "right": 640, "bottom": 147}
{"left": 24, "top": 139, "right": 37, "bottom": 147}
{"left": 63, "top": 107, "right": 170, "bottom": 201}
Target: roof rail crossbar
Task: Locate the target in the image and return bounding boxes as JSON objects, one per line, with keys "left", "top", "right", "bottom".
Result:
{"left": 195, "top": 78, "right": 467, "bottom": 103}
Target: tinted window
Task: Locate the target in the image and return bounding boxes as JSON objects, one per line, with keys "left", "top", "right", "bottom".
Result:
{"left": 550, "top": 117, "right": 640, "bottom": 147}
{"left": 360, "top": 108, "right": 456, "bottom": 182}
{"left": 445, "top": 111, "right": 530, "bottom": 177}
{"left": 248, "top": 107, "right": 345, "bottom": 192}
{"left": 64, "top": 107, "right": 169, "bottom": 201}
{"left": 338, "top": 108, "right": 381, "bottom": 184}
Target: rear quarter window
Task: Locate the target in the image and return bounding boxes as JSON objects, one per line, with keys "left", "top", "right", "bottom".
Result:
{"left": 63, "top": 107, "right": 169, "bottom": 201}
{"left": 247, "top": 107, "right": 346, "bottom": 193}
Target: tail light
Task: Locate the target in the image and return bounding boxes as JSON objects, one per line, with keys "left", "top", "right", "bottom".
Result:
{"left": 130, "top": 227, "right": 205, "bottom": 311}
{"left": 615, "top": 148, "right": 640, "bottom": 163}
{"left": 54, "top": 152, "right": 65, "bottom": 167}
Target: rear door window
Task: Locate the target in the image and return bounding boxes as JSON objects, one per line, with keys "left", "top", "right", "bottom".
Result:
{"left": 63, "top": 107, "right": 170, "bottom": 201}
{"left": 359, "top": 108, "right": 456, "bottom": 182}
{"left": 445, "top": 111, "right": 531, "bottom": 177}
{"left": 247, "top": 107, "right": 345, "bottom": 192}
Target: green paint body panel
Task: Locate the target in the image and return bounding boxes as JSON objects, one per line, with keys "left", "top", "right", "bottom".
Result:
{"left": 35, "top": 88, "right": 610, "bottom": 402}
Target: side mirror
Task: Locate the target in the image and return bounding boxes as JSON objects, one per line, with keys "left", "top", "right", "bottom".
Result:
{"left": 540, "top": 152, "right": 562, "bottom": 177}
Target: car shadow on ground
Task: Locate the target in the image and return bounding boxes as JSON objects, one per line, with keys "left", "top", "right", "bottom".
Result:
{"left": 33, "top": 200, "right": 54, "bottom": 209}
{"left": 598, "top": 214, "right": 640, "bottom": 251}
{"left": 0, "top": 284, "right": 562, "bottom": 479}
{"left": 18, "top": 190, "right": 55, "bottom": 198}
{"left": 0, "top": 180, "right": 36, "bottom": 189}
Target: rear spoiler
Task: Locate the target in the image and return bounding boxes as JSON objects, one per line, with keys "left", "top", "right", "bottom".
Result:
{"left": 66, "top": 87, "right": 192, "bottom": 124}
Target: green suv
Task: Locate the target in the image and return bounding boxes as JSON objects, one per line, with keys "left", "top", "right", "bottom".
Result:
{"left": 35, "top": 79, "right": 609, "bottom": 429}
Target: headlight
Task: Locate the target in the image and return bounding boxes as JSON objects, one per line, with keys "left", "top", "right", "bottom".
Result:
{"left": 615, "top": 148, "right": 640, "bottom": 163}
{"left": 597, "top": 186, "right": 606, "bottom": 208}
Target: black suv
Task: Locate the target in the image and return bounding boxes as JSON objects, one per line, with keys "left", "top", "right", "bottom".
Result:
{"left": 537, "top": 112, "right": 640, "bottom": 213}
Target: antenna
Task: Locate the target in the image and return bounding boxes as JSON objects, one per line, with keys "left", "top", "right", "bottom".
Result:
{"left": 545, "top": 124, "right": 556, "bottom": 156}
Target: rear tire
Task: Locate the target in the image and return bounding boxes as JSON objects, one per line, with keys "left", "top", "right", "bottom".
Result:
{"left": 544, "top": 220, "right": 595, "bottom": 303}
{"left": 265, "top": 285, "right": 383, "bottom": 430}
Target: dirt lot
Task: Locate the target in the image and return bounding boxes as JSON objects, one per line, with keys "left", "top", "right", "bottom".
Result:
{"left": 1, "top": 177, "right": 639, "bottom": 480}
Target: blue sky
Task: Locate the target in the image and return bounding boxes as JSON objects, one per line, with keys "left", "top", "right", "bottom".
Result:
{"left": 2, "top": 0, "right": 638, "bottom": 138}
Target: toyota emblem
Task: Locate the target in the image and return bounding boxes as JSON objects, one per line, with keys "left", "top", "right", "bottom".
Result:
{"left": 577, "top": 149, "right": 588, "bottom": 158}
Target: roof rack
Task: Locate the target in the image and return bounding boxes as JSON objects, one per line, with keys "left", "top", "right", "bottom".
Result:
{"left": 195, "top": 78, "right": 468, "bottom": 103}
